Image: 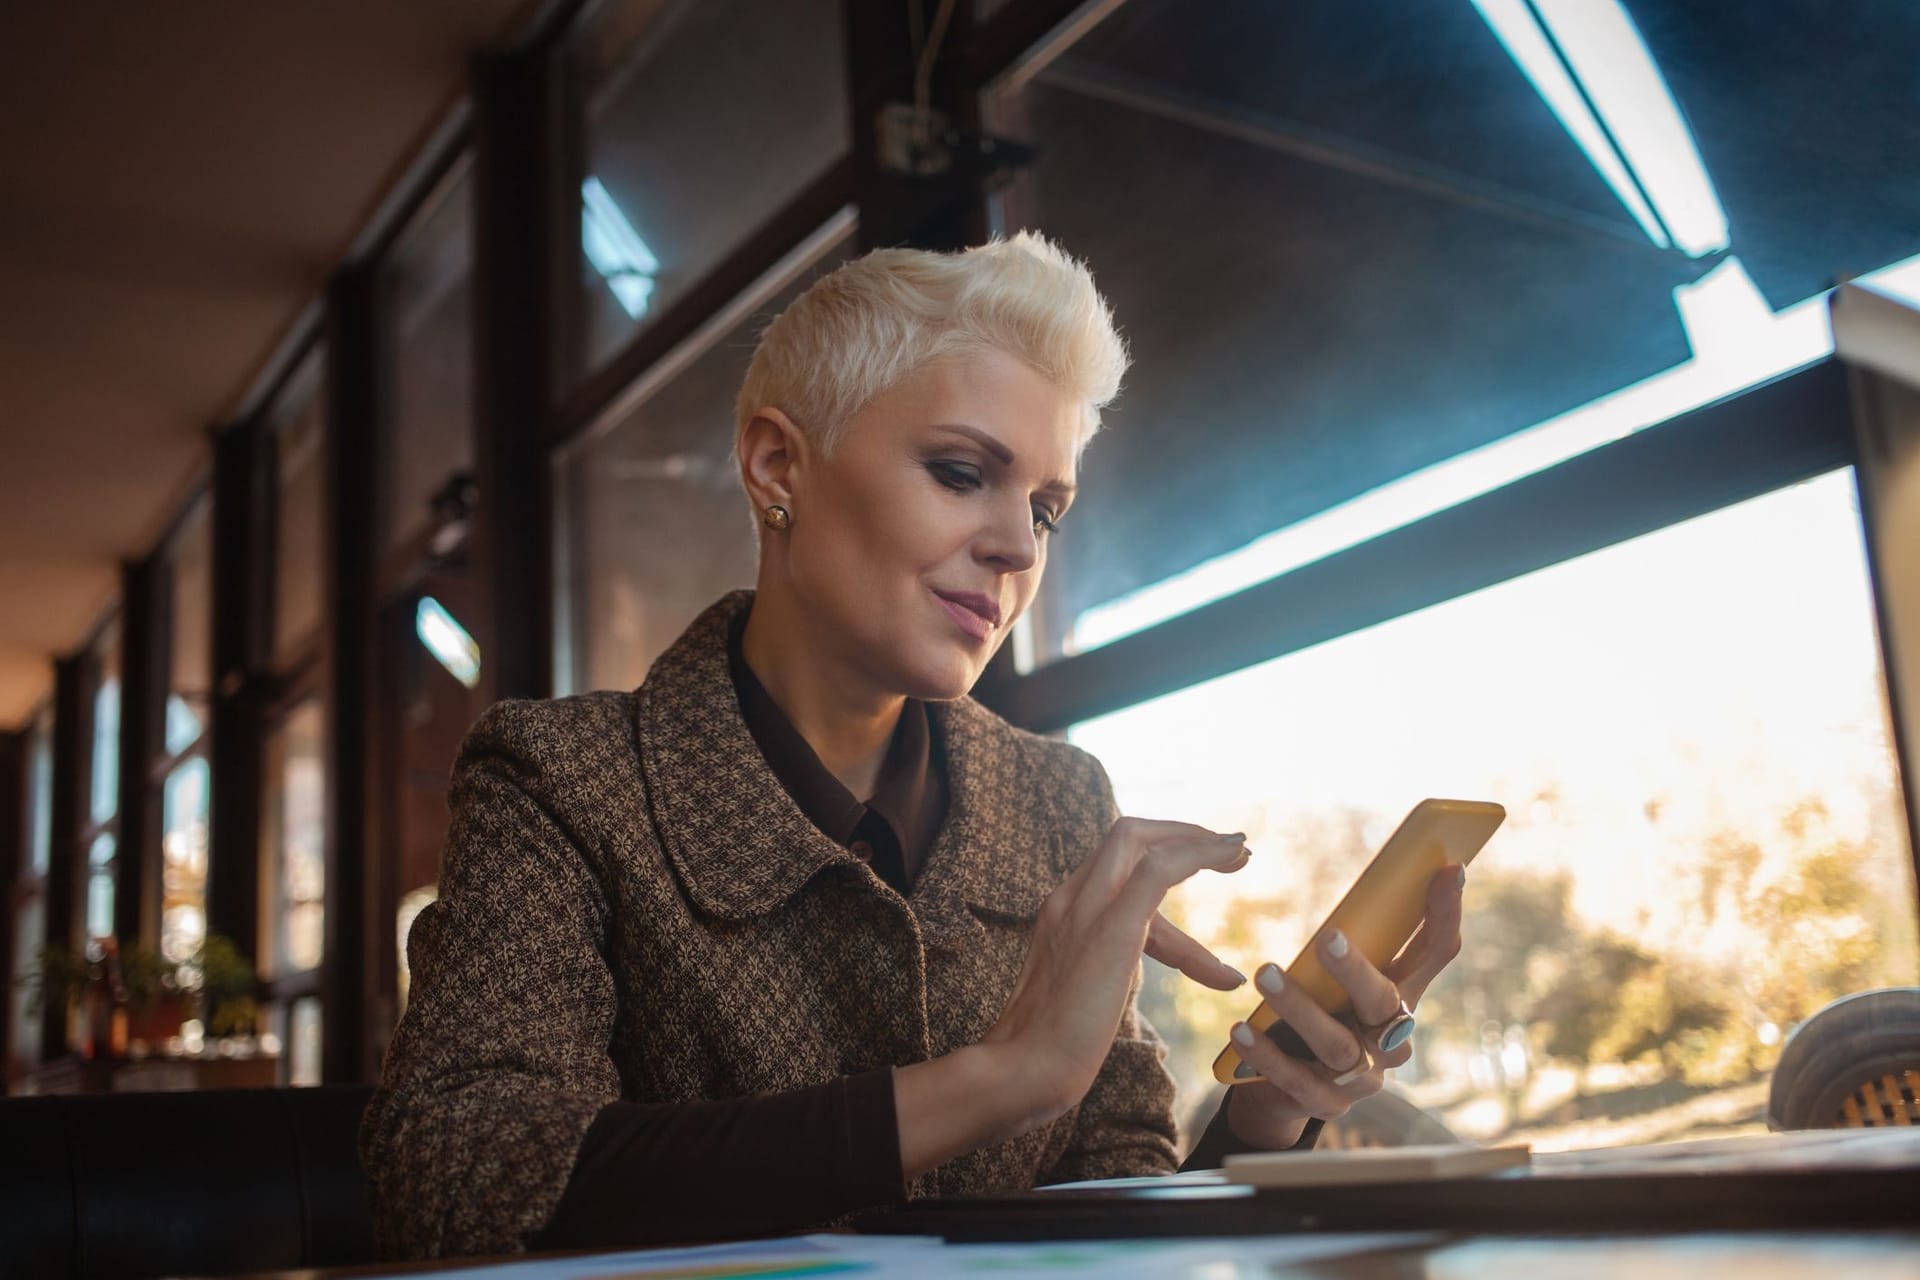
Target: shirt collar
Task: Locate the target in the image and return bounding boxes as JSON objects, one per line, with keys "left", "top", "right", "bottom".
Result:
{"left": 635, "top": 590, "right": 1051, "bottom": 941}
{"left": 724, "top": 599, "right": 945, "bottom": 877}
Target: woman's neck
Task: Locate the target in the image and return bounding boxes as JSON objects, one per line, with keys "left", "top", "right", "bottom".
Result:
{"left": 739, "top": 593, "right": 905, "bottom": 800}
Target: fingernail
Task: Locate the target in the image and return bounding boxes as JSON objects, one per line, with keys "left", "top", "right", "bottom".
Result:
{"left": 1231, "top": 1022, "right": 1255, "bottom": 1047}
{"left": 1456, "top": 865, "right": 1467, "bottom": 891}
{"left": 1324, "top": 929, "right": 1349, "bottom": 959}
{"left": 1255, "top": 963, "right": 1285, "bottom": 996}
{"left": 1226, "top": 966, "right": 1248, "bottom": 987}
{"left": 1219, "top": 831, "right": 1246, "bottom": 843}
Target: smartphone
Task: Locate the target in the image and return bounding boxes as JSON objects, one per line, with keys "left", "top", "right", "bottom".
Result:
{"left": 1212, "top": 798, "right": 1506, "bottom": 1085}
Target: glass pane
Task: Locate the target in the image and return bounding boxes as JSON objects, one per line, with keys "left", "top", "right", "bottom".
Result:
{"left": 166, "top": 496, "right": 213, "bottom": 756}
{"left": 262, "top": 700, "right": 326, "bottom": 975}
{"left": 161, "top": 756, "right": 211, "bottom": 964}
{"left": 376, "top": 161, "right": 474, "bottom": 556}
{"left": 290, "top": 996, "right": 323, "bottom": 1087}
{"left": 272, "top": 351, "right": 327, "bottom": 667}
{"left": 28, "top": 708, "right": 52, "bottom": 876}
{"left": 990, "top": 0, "right": 1920, "bottom": 662}
{"left": 396, "top": 885, "right": 439, "bottom": 1015}
{"left": 557, "top": 230, "right": 854, "bottom": 693}
{"left": 9, "top": 888, "right": 45, "bottom": 1070}
{"left": 1070, "top": 471, "right": 1918, "bottom": 1152}
{"left": 571, "top": 0, "right": 848, "bottom": 374}
{"left": 85, "top": 832, "right": 117, "bottom": 940}
{"left": 89, "top": 621, "right": 121, "bottom": 825}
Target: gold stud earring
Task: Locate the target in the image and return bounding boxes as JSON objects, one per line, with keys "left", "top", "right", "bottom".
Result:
{"left": 762, "top": 504, "right": 791, "bottom": 531}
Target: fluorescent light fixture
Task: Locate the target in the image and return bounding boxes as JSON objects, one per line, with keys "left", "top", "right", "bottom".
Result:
{"left": 1471, "top": 0, "right": 1729, "bottom": 258}
{"left": 1530, "top": 0, "right": 1729, "bottom": 256}
{"left": 582, "top": 176, "right": 661, "bottom": 319}
{"left": 1470, "top": 0, "right": 1668, "bottom": 248}
{"left": 416, "top": 597, "right": 481, "bottom": 689}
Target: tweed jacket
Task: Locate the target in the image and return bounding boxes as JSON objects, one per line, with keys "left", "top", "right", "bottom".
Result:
{"left": 358, "top": 590, "right": 1181, "bottom": 1259}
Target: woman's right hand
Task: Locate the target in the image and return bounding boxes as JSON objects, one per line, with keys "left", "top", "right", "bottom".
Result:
{"left": 981, "top": 818, "right": 1253, "bottom": 1126}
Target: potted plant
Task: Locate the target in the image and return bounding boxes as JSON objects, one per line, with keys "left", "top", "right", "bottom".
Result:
{"left": 184, "top": 934, "right": 260, "bottom": 1039}
{"left": 118, "top": 944, "right": 190, "bottom": 1044}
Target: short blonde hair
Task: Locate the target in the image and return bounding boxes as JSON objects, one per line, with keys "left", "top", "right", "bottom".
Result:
{"left": 735, "top": 231, "right": 1129, "bottom": 454}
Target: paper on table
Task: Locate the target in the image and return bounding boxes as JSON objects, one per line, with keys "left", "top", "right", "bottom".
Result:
{"left": 405, "top": 1231, "right": 1439, "bottom": 1279}
{"left": 1224, "top": 1142, "right": 1530, "bottom": 1187}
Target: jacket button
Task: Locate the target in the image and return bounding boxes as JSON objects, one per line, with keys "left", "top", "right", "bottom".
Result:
{"left": 850, "top": 840, "right": 874, "bottom": 862}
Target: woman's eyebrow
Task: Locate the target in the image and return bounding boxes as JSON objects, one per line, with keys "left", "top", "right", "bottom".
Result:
{"left": 929, "top": 422, "right": 1077, "bottom": 497}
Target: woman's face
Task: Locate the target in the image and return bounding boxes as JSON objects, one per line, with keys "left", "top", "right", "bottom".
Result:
{"left": 758, "top": 347, "right": 1082, "bottom": 701}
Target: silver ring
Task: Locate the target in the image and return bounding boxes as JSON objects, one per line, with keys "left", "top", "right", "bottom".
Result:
{"left": 1367, "top": 999, "right": 1417, "bottom": 1055}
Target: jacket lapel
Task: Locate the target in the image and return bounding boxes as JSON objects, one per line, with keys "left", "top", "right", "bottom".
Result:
{"left": 634, "top": 590, "right": 854, "bottom": 921}
{"left": 633, "top": 589, "right": 1067, "bottom": 936}
{"left": 913, "top": 697, "right": 1061, "bottom": 947}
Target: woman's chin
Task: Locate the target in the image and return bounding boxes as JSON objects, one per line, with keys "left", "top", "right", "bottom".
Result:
{"left": 896, "top": 652, "right": 985, "bottom": 703}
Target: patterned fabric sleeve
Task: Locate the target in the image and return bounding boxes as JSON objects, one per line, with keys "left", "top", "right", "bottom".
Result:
{"left": 358, "top": 703, "right": 624, "bottom": 1259}
{"left": 1035, "top": 747, "right": 1183, "bottom": 1183}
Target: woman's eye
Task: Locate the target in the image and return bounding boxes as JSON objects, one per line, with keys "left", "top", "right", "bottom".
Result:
{"left": 929, "top": 461, "right": 981, "bottom": 492}
{"left": 1033, "top": 509, "right": 1059, "bottom": 536}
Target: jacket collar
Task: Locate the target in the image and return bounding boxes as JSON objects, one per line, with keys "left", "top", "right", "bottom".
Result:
{"left": 634, "top": 590, "right": 1055, "bottom": 937}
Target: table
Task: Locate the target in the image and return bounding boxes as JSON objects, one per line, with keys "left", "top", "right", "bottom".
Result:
{"left": 210, "top": 1232, "right": 1920, "bottom": 1280}
{"left": 210, "top": 1129, "right": 1920, "bottom": 1279}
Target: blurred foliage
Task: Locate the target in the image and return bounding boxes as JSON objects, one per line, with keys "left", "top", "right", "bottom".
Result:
{"left": 1141, "top": 791, "right": 1920, "bottom": 1131}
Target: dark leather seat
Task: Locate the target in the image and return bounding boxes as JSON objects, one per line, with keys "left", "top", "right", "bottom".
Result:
{"left": 0, "top": 1084, "right": 378, "bottom": 1280}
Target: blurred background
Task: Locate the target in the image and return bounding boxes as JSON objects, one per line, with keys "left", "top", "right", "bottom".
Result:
{"left": 2, "top": 0, "right": 1917, "bottom": 1157}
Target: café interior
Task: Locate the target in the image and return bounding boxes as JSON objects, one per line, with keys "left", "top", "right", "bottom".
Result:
{"left": 3, "top": 0, "right": 1919, "bottom": 1276}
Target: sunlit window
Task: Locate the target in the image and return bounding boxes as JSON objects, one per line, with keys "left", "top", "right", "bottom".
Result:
{"left": 161, "top": 757, "right": 210, "bottom": 964}
{"left": 85, "top": 832, "right": 117, "bottom": 940}
{"left": 89, "top": 626, "right": 121, "bottom": 826}
{"left": 263, "top": 700, "right": 327, "bottom": 975}
{"left": 1074, "top": 469, "right": 1918, "bottom": 1150}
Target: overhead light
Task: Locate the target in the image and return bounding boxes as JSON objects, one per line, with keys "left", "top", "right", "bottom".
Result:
{"left": 1469, "top": 0, "right": 1668, "bottom": 249}
{"left": 416, "top": 597, "right": 481, "bottom": 689}
{"left": 1472, "top": 0, "right": 1730, "bottom": 257}
{"left": 582, "top": 176, "right": 661, "bottom": 319}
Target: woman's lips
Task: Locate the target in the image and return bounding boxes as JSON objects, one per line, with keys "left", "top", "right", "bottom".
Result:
{"left": 934, "top": 591, "right": 994, "bottom": 642}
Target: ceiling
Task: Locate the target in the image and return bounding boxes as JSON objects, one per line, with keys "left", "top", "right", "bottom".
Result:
{"left": 0, "top": 1, "right": 539, "bottom": 729}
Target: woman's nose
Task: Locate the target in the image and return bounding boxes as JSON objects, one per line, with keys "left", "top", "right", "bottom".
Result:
{"left": 977, "top": 503, "right": 1040, "bottom": 573}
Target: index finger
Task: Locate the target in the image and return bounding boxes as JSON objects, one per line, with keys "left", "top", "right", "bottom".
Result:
{"left": 1387, "top": 864, "right": 1466, "bottom": 993}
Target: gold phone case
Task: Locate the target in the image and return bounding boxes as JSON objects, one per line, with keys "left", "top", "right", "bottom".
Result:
{"left": 1212, "top": 798, "right": 1506, "bottom": 1085}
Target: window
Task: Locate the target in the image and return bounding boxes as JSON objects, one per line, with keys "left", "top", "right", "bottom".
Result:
{"left": 165, "top": 496, "right": 213, "bottom": 756}
{"left": 271, "top": 351, "right": 328, "bottom": 667}
{"left": 289, "top": 995, "right": 323, "bottom": 1087}
{"left": 986, "top": 0, "right": 1920, "bottom": 664}
{"left": 160, "top": 757, "right": 210, "bottom": 964}
{"left": 1071, "top": 470, "right": 1918, "bottom": 1150}
{"left": 85, "top": 832, "right": 117, "bottom": 941}
{"left": 376, "top": 161, "right": 475, "bottom": 559}
{"left": 262, "top": 699, "right": 326, "bottom": 976}
{"left": 7, "top": 709, "right": 54, "bottom": 1074}
{"left": 555, "top": 225, "right": 855, "bottom": 693}
{"left": 569, "top": 0, "right": 849, "bottom": 375}
{"left": 78, "top": 620, "right": 123, "bottom": 944}
{"left": 88, "top": 621, "right": 121, "bottom": 826}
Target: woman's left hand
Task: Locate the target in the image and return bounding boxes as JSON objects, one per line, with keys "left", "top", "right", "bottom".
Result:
{"left": 1224, "top": 863, "right": 1466, "bottom": 1148}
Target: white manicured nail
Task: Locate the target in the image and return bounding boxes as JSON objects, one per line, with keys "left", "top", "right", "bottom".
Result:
{"left": 1226, "top": 966, "right": 1248, "bottom": 987}
{"left": 1256, "top": 963, "right": 1285, "bottom": 996}
{"left": 1325, "top": 929, "right": 1349, "bottom": 959}
{"left": 1456, "top": 865, "right": 1467, "bottom": 891}
{"left": 1231, "top": 1022, "right": 1255, "bottom": 1047}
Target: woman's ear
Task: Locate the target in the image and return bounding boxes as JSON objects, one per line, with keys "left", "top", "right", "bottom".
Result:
{"left": 737, "top": 406, "right": 810, "bottom": 513}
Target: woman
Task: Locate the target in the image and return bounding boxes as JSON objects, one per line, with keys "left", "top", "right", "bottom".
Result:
{"left": 359, "top": 233, "right": 1466, "bottom": 1258}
